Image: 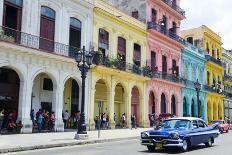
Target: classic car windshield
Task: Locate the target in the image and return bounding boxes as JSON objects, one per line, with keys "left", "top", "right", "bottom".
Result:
{"left": 212, "top": 120, "right": 223, "bottom": 124}
{"left": 161, "top": 119, "right": 191, "bottom": 129}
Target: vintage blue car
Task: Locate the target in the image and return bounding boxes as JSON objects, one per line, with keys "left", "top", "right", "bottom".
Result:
{"left": 141, "top": 117, "right": 219, "bottom": 152}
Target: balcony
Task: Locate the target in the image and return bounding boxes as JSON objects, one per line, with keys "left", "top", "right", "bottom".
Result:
{"left": 147, "top": 21, "right": 184, "bottom": 44}
{"left": 205, "top": 54, "right": 222, "bottom": 66}
{"left": 0, "top": 26, "right": 78, "bottom": 58}
{"left": 92, "top": 53, "right": 150, "bottom": 77}
{"left": 162, "top": 0, "right": 185, "bottom": 16}
{"left": 202, "top": 84, "right": 223, "bottom": 94}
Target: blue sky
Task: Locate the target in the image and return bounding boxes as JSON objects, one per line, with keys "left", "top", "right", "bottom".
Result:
{"left": 180, "top": 0, "right": 232, "bottom": 49}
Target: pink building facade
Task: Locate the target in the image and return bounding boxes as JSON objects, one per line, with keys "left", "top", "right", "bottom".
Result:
{"left": 146, "top": 0, "right": 185, "bottom": 117}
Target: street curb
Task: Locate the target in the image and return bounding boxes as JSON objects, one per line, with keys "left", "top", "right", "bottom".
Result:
{"left": 0, "top": 136, "right": 140, "bottom": 154}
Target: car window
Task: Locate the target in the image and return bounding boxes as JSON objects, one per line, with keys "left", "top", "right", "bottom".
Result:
{"left": 192, "top": 120, "right": 198, "bottom": 129}
{"left": 198, "top": 120, "right": 206, "bottom": 128}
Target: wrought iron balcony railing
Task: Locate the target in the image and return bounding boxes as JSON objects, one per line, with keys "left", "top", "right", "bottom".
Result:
{"left": 162, "top": 0, "right": 185, "bottom": 16}
{"left": 147, "top": 21, "right": 185, "bottom": 44}
{"left": 92, "top": 53, "right": 150, "bottom": 77}
{"left": 205, "top": 54, "right": 222, "bottom": 66}
{"left": 0, "top": 26, "right": 78, "bottom": 58}
{"left": 202, "top": 84, "right": 223, "bottom": 94}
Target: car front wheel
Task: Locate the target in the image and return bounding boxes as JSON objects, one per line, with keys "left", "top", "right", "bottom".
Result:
{"left": 205, "top": 138, "right": 213, "bottom": 147}
{"left": 181, "top": 139, "right": 189, "bottom": 152}
{"left": 147, "top": 145, "right": 155, "bottom": 152}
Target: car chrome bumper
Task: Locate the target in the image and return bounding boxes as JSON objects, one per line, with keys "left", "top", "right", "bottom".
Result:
{"left": 141, "top": 139, "right": 183, "bottom": 147}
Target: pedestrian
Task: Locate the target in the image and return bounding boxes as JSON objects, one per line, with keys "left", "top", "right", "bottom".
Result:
{"left": 37, "top": 109, "right": 43, "bottom": 132}
{"left": 0, "top": 109, "right": 4, "bottom": 133}
{"left": 30, "top": 109, "right": 35, "bottom": 127}
{"left": 49, "top": 112, "right": 55, "bottom": 131}
{"left": 63, "top": 110, "right": 69, "bottom": 129}
{"left": 131, "top": 114, "right": 137, "bottom": 129}
{"left": 121, "top": 113, "right": 126, "bottom": 128}
{"left": 74, "top": 111, "right": 80, "bottom": 129}
{"left": 102, "top": 114, "right": 106, "bottom": 129}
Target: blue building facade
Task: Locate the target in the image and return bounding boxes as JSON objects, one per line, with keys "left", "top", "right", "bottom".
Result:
{"left": 181, "top": 42, "right": 207, "bottom": 121}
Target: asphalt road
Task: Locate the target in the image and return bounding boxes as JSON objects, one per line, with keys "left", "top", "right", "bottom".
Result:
{"left": 4, "top": 131, "right": 232, "bottom": 155}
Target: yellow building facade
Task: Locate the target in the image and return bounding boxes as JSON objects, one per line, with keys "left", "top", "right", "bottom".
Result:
{"left": 181, "top": 25, "right": 224, "bottom": 123}
{"left": 88, "top": 0, "right": 149, "bottom": 130}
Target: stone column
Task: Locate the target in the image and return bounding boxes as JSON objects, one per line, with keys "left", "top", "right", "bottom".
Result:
{"left": 139, "top": 95, "right": 146, "bottom": 127}
{"left": 89, "top": 88, "right": 96, "bottom": 130}
{"left": 108, "top": 91, "right": 115, "bottom": 129}
{"left": 156, "top": 96, "right": 161, "bottom": 115}
{"left": 53, "top": 84, "right": 64, "bottom": 132}
{"left": 18, "top": 80, "right": 33, "bottom": 133}
{"left": 127, "top": 37, "right": 133, "bottom": 64}
{"left": 0, "top": 0, "right": 4, "bottom": 27}
{"left": 166, "top": 95, "right": 171, "bottom": 113}
{"left": 125, "top": 92, "right": 131, "bottom": 128}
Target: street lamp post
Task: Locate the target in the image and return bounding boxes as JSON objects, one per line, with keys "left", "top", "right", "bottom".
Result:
{"left": 74, "top": 46, "right": 93, "bottom": 139}
{"left": 194, "top": 79, "right": 201, "bottom": 118}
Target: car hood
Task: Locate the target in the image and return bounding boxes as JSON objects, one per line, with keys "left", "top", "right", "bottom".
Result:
{"left": 144, "top": 128, "right": 186, "bottom": 136}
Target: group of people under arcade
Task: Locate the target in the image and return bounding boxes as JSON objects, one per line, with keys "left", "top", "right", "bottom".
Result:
{"left": 62, "top": 110, "right": 81, "bottom": 129}
{"left": 0, "top": 109, "right": 23, "bottom": 134}
{"left": 94, "top": 113, "right": 138, "bottom": 130}
{"left": 30, "top": 109, "right": 55, "bottom": 132}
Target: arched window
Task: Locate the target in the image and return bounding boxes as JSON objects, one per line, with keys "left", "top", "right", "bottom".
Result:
{"left": 183, "top": 97, "right": 187, "bottom": 117}
{"left": 161, "top": 93, "right": 166, "bottom": 113}
{"left": 69, "top": 17, "right": 82, "bottom": 50}
{"left": 171, "top": 95, "right": 176, "bottom": 115}
{"left": 40, "top": 6, "right": 56, "bottom": 52}
{"left": 191, "top": 99, "right": 195, "bottom": 117}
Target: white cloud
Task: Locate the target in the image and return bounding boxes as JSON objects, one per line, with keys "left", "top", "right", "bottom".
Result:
{"left": 180, "top": 0, "right": 232, "bottom": 49}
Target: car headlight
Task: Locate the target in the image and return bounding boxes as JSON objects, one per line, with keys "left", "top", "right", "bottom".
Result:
{"left": 141, "top": 132, "right": 148, "bottom": 138}
{"left": 169, "top": 133, "right": 179, "bottom": 139}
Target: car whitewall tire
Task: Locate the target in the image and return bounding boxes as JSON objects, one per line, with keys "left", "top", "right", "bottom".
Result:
{"left": 181, "top": 139, "right": 189, "bottom": 152}
{"left": 205, "top": 138, "right": 213, "bottom": 147}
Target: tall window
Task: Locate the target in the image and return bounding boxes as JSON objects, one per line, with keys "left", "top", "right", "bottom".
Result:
{"left": 151, "top": 8, "right": 157, "bottom": 22}
{"left": 40, "top": 6, "right": 56, "bottom": 52}
{"left": 69, "top": 17, "right": 81, "bottom": 49}
{"left": 161, "top": 93, "right": 166, "bottom": 113}
{"left": 133, "top": 44, "right": 141, "bottom": 67}
{"left": 151, "top": 51, "right": 156, "bottom": 70}
{"left": 186, "top": 37, "right": 193, "bottom": 44}
{"left": 98, "top": 28, "right": 109, "bottom": 57}
{"left": 162, "top": 55, "right": 167, "bottom": 73}
{"left": 161, "top": 15, "right": 167, "bottom": 33}
{"left": 3, "top": 0, "right": 23, "bottom": 30}
{"left": 206, "top": 42, "right": 209, "bottom": 53}
{"left": 212, "top": 47, "right": 215, "bottom": 58}
{"left": 172, "top": 59, "right": 177, "bottom": 75}
{"left": 171, "top": 95, "right": 176, "bottom": 115}
{"left": 217, "top": 49, "right": 220, "bottom": 59}
{"left": 132, "top": 10, "right": 139, "bottom": 19}
{"left": 117, "top": 37, "right": 126, "bottom": 61}
{"left": 170, "top": 22, "right": 177, "bottom": 34}
{"left": 207, "top": 71, "right": 210, "bottom": 85}
{"left": 191, "top": 99, "right": 195, "bottom": 117}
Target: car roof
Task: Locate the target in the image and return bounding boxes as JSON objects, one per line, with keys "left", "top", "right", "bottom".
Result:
{"left": 166, "top": 117, "right": 203, "bottom": 121}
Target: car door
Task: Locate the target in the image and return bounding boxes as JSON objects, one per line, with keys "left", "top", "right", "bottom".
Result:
{"left": 189, "top": 120, "right": 199, "bottom": 145}
{"left": 197, "top": 120, "right": 208, "bottom": 143}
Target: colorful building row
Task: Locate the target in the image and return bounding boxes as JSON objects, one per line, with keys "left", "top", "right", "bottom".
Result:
{"left": 0, "top": 0, "right": 229, "bottom": 133}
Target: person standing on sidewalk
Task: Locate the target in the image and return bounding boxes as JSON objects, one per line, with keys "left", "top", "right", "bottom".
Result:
{"left": 131, "top": 114, "right": 136, "bottom": 129}
{"left": 37, "top": 109, "right": 43, "bottom": 132}
{"left": 30, "top": 109, "right": 35, "bottom": 127}
{"left": 121, "top": 113, "right": 126, "bottom": 128}
{"left": 63, "top": 110, "right": 69, "bottom": 129}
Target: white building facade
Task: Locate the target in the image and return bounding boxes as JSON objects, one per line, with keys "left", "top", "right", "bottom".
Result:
{"left": 0, "top": 0, "right": 93, "bottom": 133}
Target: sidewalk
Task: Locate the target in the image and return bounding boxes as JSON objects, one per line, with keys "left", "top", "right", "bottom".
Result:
{"left": 0, "top": 128, "right": 151, "bottom": 153}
